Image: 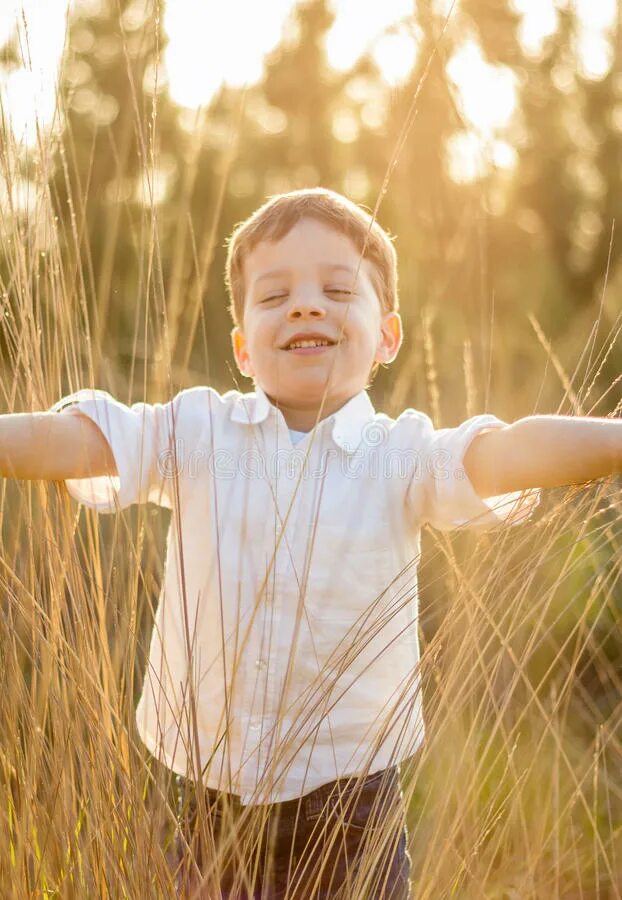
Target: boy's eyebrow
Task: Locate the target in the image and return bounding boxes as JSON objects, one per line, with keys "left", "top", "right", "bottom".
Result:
{"left": 254, "top": 269, "right": 289, "bottom": 285}
{"left": 253, "top": 264, "right": 358, "bottom": 285}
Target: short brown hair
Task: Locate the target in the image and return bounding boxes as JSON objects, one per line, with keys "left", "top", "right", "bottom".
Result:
{"left": 225, "top": 187, "right": 399, "bottom": 328}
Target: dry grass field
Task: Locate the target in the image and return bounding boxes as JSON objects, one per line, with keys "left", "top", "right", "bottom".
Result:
{"left": 1, "top": 1, "right": 621, "bottom": 896}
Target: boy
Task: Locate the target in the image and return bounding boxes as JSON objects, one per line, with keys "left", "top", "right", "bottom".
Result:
{"left": 0, "top": 187, "right": 620, "bottom": 898}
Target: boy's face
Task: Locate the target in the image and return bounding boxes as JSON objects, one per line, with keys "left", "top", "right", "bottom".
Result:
{"left": 231, "top": 218, "right": 402, "bottom": 424}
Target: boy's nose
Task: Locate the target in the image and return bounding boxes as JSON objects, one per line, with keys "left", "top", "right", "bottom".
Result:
{"left": 286, "top": 296, "right": 326, "bottom": 320}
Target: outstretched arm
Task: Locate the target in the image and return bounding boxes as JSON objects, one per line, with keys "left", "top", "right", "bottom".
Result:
{"left": 0, "top": 412, "right": 117, "bottom": 481}
{"left": 463, "top": 415, "right": 622, "bottom": 499}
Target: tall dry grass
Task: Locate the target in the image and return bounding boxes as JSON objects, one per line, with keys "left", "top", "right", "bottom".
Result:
{"left": 1, "top": 15, "right": 621, "bottom": 900}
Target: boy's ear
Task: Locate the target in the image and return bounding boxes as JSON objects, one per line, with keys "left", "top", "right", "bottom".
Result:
{"left": 374, "top": 312, "right": 402, "bottom": 365}
{"left": 231, "top": 327, "right": 254, "bottom": 377}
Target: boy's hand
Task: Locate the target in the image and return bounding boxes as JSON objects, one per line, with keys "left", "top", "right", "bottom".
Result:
{"left": 0, "top": 411, "right": 117, "bottom": 481}
{"left": 464, "top": 415, "right": 622, "bottom": 499}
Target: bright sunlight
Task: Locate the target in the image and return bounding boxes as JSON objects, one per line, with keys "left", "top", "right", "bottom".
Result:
{"left": 0, "top": 0, "right": 618, "bottom": 178}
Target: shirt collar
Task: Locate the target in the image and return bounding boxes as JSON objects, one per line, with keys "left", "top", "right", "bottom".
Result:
{"left": 230, "top": 385, "right": 376, "bottom": 453}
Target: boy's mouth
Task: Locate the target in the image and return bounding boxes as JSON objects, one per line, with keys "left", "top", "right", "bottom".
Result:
{"left": 280, "top": 333, "right": 340, "bottom": 354}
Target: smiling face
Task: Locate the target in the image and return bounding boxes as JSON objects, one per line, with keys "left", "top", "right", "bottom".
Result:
{"left": 231, "top": 218, "right": 402, "bottom": 430}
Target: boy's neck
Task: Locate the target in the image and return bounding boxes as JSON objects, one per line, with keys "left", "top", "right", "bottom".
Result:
{"left": 262, "top": 389, "right": 360, "bottom": 432}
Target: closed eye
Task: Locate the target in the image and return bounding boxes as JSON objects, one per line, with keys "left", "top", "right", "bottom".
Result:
{"left": 260, "top": 293, "right": 288, "bottom": 303}
{"left": 325, "top": 288, "right": 354, "bottom": 299}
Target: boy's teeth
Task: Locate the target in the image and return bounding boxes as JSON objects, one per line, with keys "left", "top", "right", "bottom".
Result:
{"left": 288, "top": 339, "right": 330, "bottom": 349}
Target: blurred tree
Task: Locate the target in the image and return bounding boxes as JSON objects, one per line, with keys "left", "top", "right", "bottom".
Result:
{"left": 364, "top": 0, "right": 622, "bottom": 416}
{"left": 261, "top": 0, "right": 339, "bottom": 185}
{"left": 512, "top": 7, "right": 622, "bottom": 313}
{"left": 49, "top": 0, "right": 182, "bottom": 392}
{"left": 362, "top": 1, "right": 527, "bottom": 418}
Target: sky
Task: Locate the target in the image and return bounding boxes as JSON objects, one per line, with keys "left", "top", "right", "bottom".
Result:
{"left": 0, "top": 0, "right": 618, "bottom": 185}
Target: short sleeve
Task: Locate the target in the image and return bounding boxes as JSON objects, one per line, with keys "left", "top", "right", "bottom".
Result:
{"left": 405, "top": 412, "right": 540, "bottom": 531}
{"left": 49, "top": 387, "right": 211, "bottom": 514}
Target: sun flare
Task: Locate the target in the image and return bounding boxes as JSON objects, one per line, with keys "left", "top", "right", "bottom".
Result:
{"left": 0, "top": 0, "right": 617, "bottom": 186}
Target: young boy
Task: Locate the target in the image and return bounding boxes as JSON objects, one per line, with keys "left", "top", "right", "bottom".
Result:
{"left": 0, "top": 188, "right": 620, "bottom": 898}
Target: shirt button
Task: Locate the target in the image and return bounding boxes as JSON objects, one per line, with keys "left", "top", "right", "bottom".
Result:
{"left": 255, "top": 658, "right": 267, "bottom": 670}
{"left": 250, "top": 718, "right": 261, "bottom": 731}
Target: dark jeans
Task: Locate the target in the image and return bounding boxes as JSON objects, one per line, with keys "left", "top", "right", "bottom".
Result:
{"left": 174, "top": 766, "right": 412, "bottom": 898}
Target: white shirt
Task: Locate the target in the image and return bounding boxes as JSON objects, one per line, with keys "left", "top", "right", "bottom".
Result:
{"left": 51, "top": 385, "right": 538, "bottom": 804}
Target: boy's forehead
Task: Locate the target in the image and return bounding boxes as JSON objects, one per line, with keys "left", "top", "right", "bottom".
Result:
{"left": 243, "top": 219, "right": 372, "bottom": 285}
